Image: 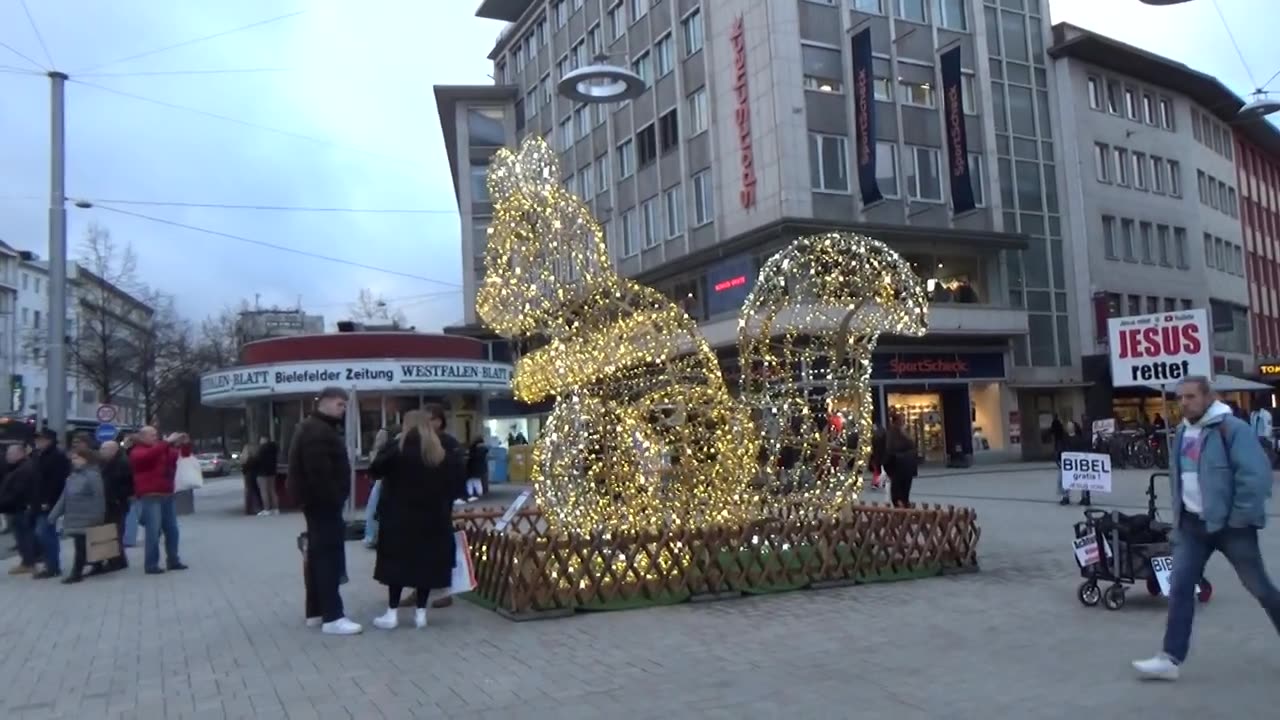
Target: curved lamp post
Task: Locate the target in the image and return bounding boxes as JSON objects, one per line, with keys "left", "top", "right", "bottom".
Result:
{"left": 557, "top": 63, "right": 646, "bottom": 104}
{"left": 1238, "top": 92, "right": 1280, "bottom": 121}
{"left": 1137, "top": 0, "right": 1195, "bottom": 5}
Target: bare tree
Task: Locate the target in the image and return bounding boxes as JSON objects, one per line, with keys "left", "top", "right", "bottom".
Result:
{"left": 194, "top": 307, "right": 243, "bottom": 452}
{"left": 133, "top": 291, "right": 199, "bottom": 424}
{"left": 65, "top": 224, "right": 152, "bottom": 406}
{"left": 349, "top": 287, "right": 407, "bottom": 327}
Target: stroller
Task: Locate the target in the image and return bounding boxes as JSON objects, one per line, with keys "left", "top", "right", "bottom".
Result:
{"left": 1072, "top": 472, "right": 1213, "bottom": 610}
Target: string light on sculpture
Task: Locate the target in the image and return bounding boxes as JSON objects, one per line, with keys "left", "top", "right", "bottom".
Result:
{"left": 477, "top": 137, "right": 757, "bottom": 536}
{"left": 738, "top": 232, "right": 929, "bottom": 519}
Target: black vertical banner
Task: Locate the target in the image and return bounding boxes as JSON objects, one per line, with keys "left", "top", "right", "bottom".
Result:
{"left": 850, "top": 28, "right": 881, "bottom": 206}
{"left": 941, "top": 46, "right": 975, "bottom": 215}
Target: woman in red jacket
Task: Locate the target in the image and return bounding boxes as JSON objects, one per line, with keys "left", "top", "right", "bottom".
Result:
{"left": 127, "top": 428, "right": 189, "bottom": 574}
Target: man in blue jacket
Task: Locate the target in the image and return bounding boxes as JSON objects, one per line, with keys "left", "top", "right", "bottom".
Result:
{"left": 1134, "top": 376, "right": 1280, "bottom": 680}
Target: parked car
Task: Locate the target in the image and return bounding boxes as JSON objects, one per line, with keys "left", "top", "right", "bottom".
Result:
{"left": 197, "top": 453, "right": 230, "bottom": 477}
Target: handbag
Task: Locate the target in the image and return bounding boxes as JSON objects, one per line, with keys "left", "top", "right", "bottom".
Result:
{"left": 174, "top": 455, "right": 204, "bottom": 492}
{"left": 449, "top": 530, "right": 477, "bottom": 594}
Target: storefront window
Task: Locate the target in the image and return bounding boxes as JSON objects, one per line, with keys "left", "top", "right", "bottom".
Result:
{"left": 273, "top": 400, "right": 304, "bottom": 457}
{"left": 387, "top": 396, "right": 421, "bottom": 428}
{"left": 358, "top": 395, "right": 386, "bottom": 458}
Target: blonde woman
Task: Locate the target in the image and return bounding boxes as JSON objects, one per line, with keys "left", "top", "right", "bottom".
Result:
{"left": 368, "top": 411, "right": 455, "bottom": 629}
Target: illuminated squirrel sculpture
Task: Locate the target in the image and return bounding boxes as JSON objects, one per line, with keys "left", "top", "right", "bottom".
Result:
{"left": 477, "top": 138, "right": 927, "bottom": 535}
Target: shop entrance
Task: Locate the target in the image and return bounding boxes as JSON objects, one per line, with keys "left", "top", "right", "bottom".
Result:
{"left": 886, "top": 391, "right": 946, "bottom": 463}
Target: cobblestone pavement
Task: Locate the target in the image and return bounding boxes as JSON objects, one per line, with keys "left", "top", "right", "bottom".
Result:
{"left": 1, "top": 467, "right": 1278, "bottom": 719}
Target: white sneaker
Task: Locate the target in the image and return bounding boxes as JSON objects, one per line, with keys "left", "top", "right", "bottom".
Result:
{"left": 452, "top": 499, "right": 466, "bottom": 507}
{"left": 271, "top": 509, "right": 280, "bottom": 516}
{"left": 372, "top": 608, "right": 399, "bottom": 630}
{"left": 321, "top": 617, "right": 363, "bottom": 635}
{"left": 1132, "top": 653, "right": 1180, "bottom": 680}
{"left": 414, "top": 608, "right": 428, "bottom": 628}
{"left": 467, "top": 496, "right": 479, "bottom": 503}
{"left": 305, "top": 616, "right": 322, "bottom": 628}
{"left": 256, "top": 510, "right": 270, "bottom": 517}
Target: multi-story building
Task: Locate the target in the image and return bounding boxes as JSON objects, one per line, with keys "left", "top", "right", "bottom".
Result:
{"left": 1049, "top": 23, "right": 1265, "bottom": 422}
{"left": 14, "top": 252, "right": 152, "bottom": 426}
{"left": 1235, "top": 124, "right": 1280, "bottom": 393}
{"left": 439, "top": 0, "right": 1082, "bottom": 461}
{"left": 0, "top": 240, "right": 20, "bottom": 412}
{"left": 235, "top": 308, "right": 325, "bottom": 347}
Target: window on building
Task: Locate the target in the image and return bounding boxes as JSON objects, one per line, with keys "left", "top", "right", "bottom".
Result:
{"left": 968, "top": 153, "right": 985, "bottom": 206}
{"left": 629, "top": 0, "right": 648, "bottom": 22}
{"left": 1094, "top": 143, "right": 1110, "bottom": 182}
{"left": 1140, "top": 222, "right": 1154, "bottom": 264}
{"left": 609, "top": 3, "right": 626, "bottom": 40}
{"left": 809, "top": 133, "right": 850, "bottom": 193}
{"left": 692, "top": 169, "right": 713, "bottom": 226}
{"left": 1132, "top": 152, "right": 1147, "bottom": 190}
{"left": 906, "top": 146, "right": 942, "bottom": 201}
{"left": 658, "top": 108, "right": 679, "bottom": 153}
{"left": 1121, "top": 219, "right": 1136, "bottom": 261}
{"left": 899, "top": 79, "right": 935, "bottom": 107}
{"left": 663, "top": 186, "right": 684, "bottom": 239}
{"left": 802, "top": 44, "right": 844, "bottom": 93}
{"left": 1227, "top": 186, "right": 1237, "bottom": 217}
{"left": 687, "top": 87, "right": 708, "bottom": 135}
{"left": 618, "top": 138, "right": 635, "bottom": 178}
{"left": 876, "top": 142, "right": 899, "bottom": 197}
{"left": 874, "top": 76, "right": 893, "bottom": 101}
{"left": 1102, "top": 215, "right": 1118, "bottom": 259}
{"left": 1204, "top": 232, "right": 1216, "bottom": 269}
{"left": 1086, "top": 76, "right": 1102, "bottom": 110}
{"left": 1164, "top": 298, "right": 1176, "bottom": 312}
{"left": 470, "top": 164, "right": 490, "bottom": 202}
{"left": 1142, "top": 93, "right": 1155, "bottom": 125}
{"left": 1113, "top": 147, "right": 1129, "bottom": 186}
{"left": 961, "top": 73, "right": 977, "bottom": 114}
{"left": 526, "top": 88, "right": 538, "bottom": 118}
{"left": 682, "top": 9, "right": 703, "bottom": 56}
{"left": 1158, "top": 98, "right": 1173, "bottom": 129}
{"left": 1105, "top": 79, "right": 1120, "bottom": 114}
{"left": 580, "top": 165, "right": 594, "bottom": 200}
{"left": 1157, "top": 225, "right": 1171, "bottom": 266}
{"left": 574, "top": 105, "right": 590, "bottom": 139}
{"left": 553, "top": 0, "right": 567, "bottom": 27}
{"left": 936, "top": 0, "right": 967, "bottom": 30}
{"left": 595, "top": 154, "right": 610, "bottom": 189}
{"left": 541, "top": 74, "right": 552, "bottom": 104}
{"left": 620, "top": 209, "right": 637, "bottom": 256}
{"left": 571, "top": 40, "right": 587, "bottom": 70}
{"left": 636, "top": 123, "right": 658, "bottom": 166}
{"left": 1168, "top": 160, "right": 1181, "bottom": 196}
{"left": 641, "top": 196, "right": 659, "bottom": 248}
{"left": 853, "top": 0, "right": 883, "bottom": 12}
{"left": 1127, "top": 295, "right": 1140, "bottom": 316}
{"left": 655, "top": 33, "right": 674, "bottom": 77}
{"left": 631, "top": 50, "right": 651, "bottom": 85}
{"left": 559, "top": 116, "right": 574, "bottom": 149}
{"left": 588, "top": 23, "right": 602, "bottom": 57}
{"left": 1174, "top": 227, "right": 1188, "bottom": 268}
{"left": 467, "top": 108, "right": 505, "bottom": 147}
{"left": 557, "top": 54, "right": 570, "bottom": 79}
{"left": 1150, "top": 156, "right": 1165, "bottom": 193}
{"left": 1124, "top": 87, "right": 1138, "bottom": 120}
{"left": 895, "top": 0, "right": 927, "bottom": 23}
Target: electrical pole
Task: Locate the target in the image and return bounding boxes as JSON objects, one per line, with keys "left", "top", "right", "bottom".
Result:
{"left": 46, "top": 70, "right": 68, "bottom": 436}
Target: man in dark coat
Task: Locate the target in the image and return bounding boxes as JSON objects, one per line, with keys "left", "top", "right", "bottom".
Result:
{"left": 31, "top": 429, "right": 70, "bottom": 579}
{"left": 425, "top": 405, "right": 465, "bottom": 609}
{"left": 287, "top": 387, "right": 360, "bottom": 635}
{"left": 91, "top": 440, "right": 134, "bottom": 573}
{"left": 1, "top": 443, "right": 40, "bottom": 574}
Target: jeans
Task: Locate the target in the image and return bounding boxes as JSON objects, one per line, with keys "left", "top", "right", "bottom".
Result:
{"left": 363, "top": 479, "right": 382, "bottom": 544}
{"left": 10, "top": 511, "right": 38, "bottom": 566}
{"left": 304, "top": 507, "right": 347, "bottom": 623}
{"left": 1163, "top": 511, "right": 1280, "bottom": 663}
{"left": 122, "top": 501, "right": 141, "bottom": 547}
{"left": 138, "top": 495, "right": 181, "bottom": 571}
{"left": 34, "top": 512, "right": 59, "bottom": 574}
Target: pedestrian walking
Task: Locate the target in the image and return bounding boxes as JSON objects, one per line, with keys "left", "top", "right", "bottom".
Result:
{"left": 254, "top": 436, "right": 280, "bottom": 516}
{"left": 240, "top": 442, "right": 262, "bottom": 515}
{"left": 465, "top": 436, "right": 489, "bottom": 502}
{"left": 426, "top": 405, "right": 466, "bottom": 609}
{"left": 46, "top": 447, "right": 106, "bottom": 584}
{"left": 1133, "top": 376, "right": 1280, "bottom": 680}
{"left": 92, "top": 440, "right": 132, "bottom": 573}
{"left": 1, "top": 443, "right": 40, "bottom": 574}
{"left": 127, "top": 427, "right": 188, "bottom": 575}
{"left": 288, "top": 387, "right": 361, "bottom": 635}
{"left": 1249, "top": 399, "right": 1275, "bottom": 466}
{"left": 882, "top": 413, "right": 919, "bottom": 508}
{"left": 369, "top": 411, "right": 456, "bottom": 630}
{"left": 31, "top": 429, "right": 70, "bottom": 579}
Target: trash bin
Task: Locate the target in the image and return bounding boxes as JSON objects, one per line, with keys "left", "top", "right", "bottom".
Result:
{"left": 489, "top": 445, "right": 508, "bottom": 484}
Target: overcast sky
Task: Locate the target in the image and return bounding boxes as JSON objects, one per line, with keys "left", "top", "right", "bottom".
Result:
{"left": 0, "top": 0, "right": 1273, "bottom": 332}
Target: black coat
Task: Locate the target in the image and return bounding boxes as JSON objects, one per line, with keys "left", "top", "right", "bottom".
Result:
{"left": 101, "top": 453, "right": 134, "bottom": 521}
{"left": 370, "top": 432, "right": 456, "bottom": 591}
{"left": 0, "top": 458, "right": 37, "bottom": 514}
{"left": 439, "top": 431, "right": 467, "bottom": 500}
{"left": 286, "top": 414, "right": 351, "bottom": 512}
{"left": 32, "top": 446, "right": 70, "bottom": 511}
{"left": 255, "top": 441, "right": 279, "bottom": 477}
{"left": 466, "top": 442, "right": 489, "bottom": 478}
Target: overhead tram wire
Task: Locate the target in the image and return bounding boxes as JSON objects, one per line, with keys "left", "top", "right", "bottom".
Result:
{"left": 77, "top": 67, "right": 292, "bottom": 78}
{"left": 18, "top": 0, "right": 55, "bottom": 68}
{"left": 75, "top": 9, "right": 306, "bottom": 75}
{"left": 1211, "top": 0, "right": 1260, "bottom": 90}
{"left": 91, "top": 203, "right": 462, "bottom": 288}
{"left": 76, "top": 198, "right": 457, "bottom": 214}
{"left": 70, "top": 79, "right": 412, "bottom": 167}
{"left": 0, "top": 39, "right": 44, "bottom": 70}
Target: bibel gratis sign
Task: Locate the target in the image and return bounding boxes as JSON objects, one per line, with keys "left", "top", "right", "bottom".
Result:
{"left": 1106, "top": 309, "right": 1211, "bottom": 387}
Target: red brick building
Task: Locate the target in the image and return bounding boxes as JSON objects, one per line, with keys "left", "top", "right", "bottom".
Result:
{"left": 1237, "top": 123, "right": 1280, "bottom": 381}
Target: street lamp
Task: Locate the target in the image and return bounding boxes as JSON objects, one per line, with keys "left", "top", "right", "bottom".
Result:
{"left": 1237, "top": 92, "right": 1280, "bottom": 121}
{"left": 1137, "top": 0, "right": 1195, "bottom": 5}
{"left": 557, "top": 54, "right": 646, "bottom": 104}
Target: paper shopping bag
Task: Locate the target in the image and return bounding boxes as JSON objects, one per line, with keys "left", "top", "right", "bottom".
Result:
{"left": 86, "top": 524, "right": 121, "bottom": 563}
{"left": 450, "top": 530, "right": 477, "bottom": 594}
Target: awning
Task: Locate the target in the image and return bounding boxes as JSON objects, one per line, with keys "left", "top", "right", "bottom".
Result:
{"left": 1144, "top": 374, "right": 1272, "bottom": 394}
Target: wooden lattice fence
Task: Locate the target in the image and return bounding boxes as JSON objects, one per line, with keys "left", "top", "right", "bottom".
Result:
{"left": 450, "top": 503, "right": 980, "bottom": 620}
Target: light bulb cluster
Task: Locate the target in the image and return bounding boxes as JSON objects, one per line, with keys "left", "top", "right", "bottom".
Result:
{"left": 738, "top": 232, "right": 929, "bottom": 519}
{"left": 476, "top": 137, "right": 929, "bottom": 537}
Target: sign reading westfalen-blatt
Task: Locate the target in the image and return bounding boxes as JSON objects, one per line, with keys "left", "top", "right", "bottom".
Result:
{"left": 1107, "top": 309, "right": 1211, "bottom": 387}
{"left": 850, "top": 27, "right": 881, "bottom": 207}
{"left": 940, "top": 45, "right": 975, "bottom": 215}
